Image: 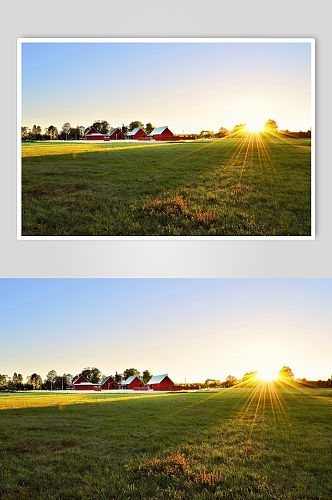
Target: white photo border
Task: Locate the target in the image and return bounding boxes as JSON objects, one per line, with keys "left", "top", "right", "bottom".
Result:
{"left": 17, "top": 37, "right": 315, "bottom": 241}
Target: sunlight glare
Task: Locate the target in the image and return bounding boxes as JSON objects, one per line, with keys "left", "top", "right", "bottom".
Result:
{"left": 256, "top": 368, "right": 278, "bottom": 382}
{"left": 245, "top": 120, "right": 264, "bottom": 133}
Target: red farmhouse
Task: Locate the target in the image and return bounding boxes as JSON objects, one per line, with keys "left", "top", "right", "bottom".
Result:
{"left": 73, "top": 375, "right": 99, "bottom": 390}
{"left": 149, "top": 126, "right": 174, "bottom": 141}
{"left": 127, "top": 127, "right": 147, "bottom": 140}
{"left": 109, "top": 128, "right": 125, "bottom": 140}
{"left": 85, "top": 127, "right": 108, "bottom": 141}
{"left": 147, "top": 374, "right": 175, "bottom": 391}
{"left": 99, "top": 376, "right": 120, "bottom": 390}
{"left": 121, "top": 375, "right": 145, "bottom": 389}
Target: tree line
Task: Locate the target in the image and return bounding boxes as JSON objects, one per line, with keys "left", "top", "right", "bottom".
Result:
{"left": 0, "top": 366, "right": 153, "bottom": 391}
{"left": 21, "top": 118, "right": 311, "bottom": 142}
{"left": 21, "top": 120, "right": 155, "bottom": 142}
{"left": 1, "top": 365, "right": 331, "bottom": 391}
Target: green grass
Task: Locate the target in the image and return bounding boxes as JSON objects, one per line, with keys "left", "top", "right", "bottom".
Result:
{"left": 21, "top": 134, "right": 311, "bottom": 236}
{"left": 0, "top": 385, "right": 331, "bottom": 499}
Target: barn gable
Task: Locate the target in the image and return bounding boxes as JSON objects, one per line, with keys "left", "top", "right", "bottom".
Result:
{"left": 122, "top": 375, "right": 144, "bottom": 388}
{"left": 85, "top": 127, "right": 101, "bottom": 136}
{"left": 108, "top": 128, "right": 125, "bottom": 140}
{"left": 127, "top": 127, "right": 146, "bottom": 139}
{"left": 73, "top": 375, "right": 89, "bottom": 385}
{"left": 100, "top": 375, "right": 119, "bottom": 390}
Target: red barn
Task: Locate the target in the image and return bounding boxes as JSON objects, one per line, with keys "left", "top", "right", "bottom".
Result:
{"left": 85, "top": 127, "right": 107, "bottom": 140}
{"left": 73, "top": 375, "right": 98, "bottom": 391}
{"left": 126, "top": 127, "right": 147, "bottom": 140}
{"left": 146, "top": 374, "right": 175, "bottom": 391}
{"left": 149, "top": 126, "right": 174, "bottom": 141}
{"left": 99, "top": 376, "right": 120, "bottom": 390}
{"left": 109, "top": 128, "right": 125, "bottom": 140}
{"left": 121, "top": 375, "right": 144, "bottom": 389}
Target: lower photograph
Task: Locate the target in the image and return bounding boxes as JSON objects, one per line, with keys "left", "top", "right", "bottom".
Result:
{"left": 0, "top": 278, "right": 331, "bottom": 499}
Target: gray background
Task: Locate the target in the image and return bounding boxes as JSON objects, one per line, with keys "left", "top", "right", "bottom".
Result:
{"left": 1, "top": 0, "right": 330, "bottom": 277}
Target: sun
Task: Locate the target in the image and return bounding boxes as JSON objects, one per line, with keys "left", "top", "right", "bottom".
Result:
{"left": 256, "top": 368, "right": 278, "bottom": 382}
{"left": 245, "top": 120, "right": 264, "bottom": 133}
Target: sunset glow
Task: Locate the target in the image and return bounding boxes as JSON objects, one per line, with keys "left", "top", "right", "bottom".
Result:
{"left": 245, "top": 120, "right": 265, "bottom": 133}
{"left": 256, "top": 368, "right": 279, "bottom": 382}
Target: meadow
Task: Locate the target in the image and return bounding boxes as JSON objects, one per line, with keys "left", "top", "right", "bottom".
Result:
{"left": 21, "top": 134, "right": 312, "bottom": 237}
{"left": 0, "top": 385, "right": 331, "bottom": 499}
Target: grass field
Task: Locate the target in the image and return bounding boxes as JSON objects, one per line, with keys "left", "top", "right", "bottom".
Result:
{"left": 21, "top": 134, "right": 311, "bottom": 236}
{"left": 0, "top": 385, "right": 331, "bottom": 499}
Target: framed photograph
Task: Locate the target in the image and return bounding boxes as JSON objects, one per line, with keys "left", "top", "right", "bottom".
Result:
{"left": 17, "top": 38, "right": 315, "bottom": 239}
{"left": 1, "top": 277, "right": 331, "bottom": 499}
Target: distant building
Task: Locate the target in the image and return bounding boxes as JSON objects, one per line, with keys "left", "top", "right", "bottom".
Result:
{"left": 127, "top": 127, "right": 147, "bottom": 140}
{"left": 148, "top": 126, "right": 174, "bottom": 141}
{"left": 121, "top": 375, "right": 145, "bottom": 389}
{"left": 73, "top": 375, "right": 99, "bottom": 390}
{"left": 99, "top": 376, "right": 120, "bottom": 390}
{"left": 85, "top": 127, "right": 107, "bottom": 141}
{"left": 73, "top": 374, "right": 119, "bottom": 390}
{"left": 108, "top": 128, "right": 126, "bottom": 140}
{"left": 146, "top": 374, "right": 175, "bottom": 391}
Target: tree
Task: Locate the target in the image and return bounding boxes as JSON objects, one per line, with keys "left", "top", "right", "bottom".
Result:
{"left": 27, "top": 373, "right": 43, "bottom": 390}
{"left": 46, "top": 370, "right": 57, "bottom": 390}
{"left": 278, "top": 366, "right": 294, "bottom": 380}
{"left": 129, "top": 121, "right": 143, "bottom": 131}
{"left": 123, "top": 368, "right": 140, "bottom": 380}
{"left": 265, "top": 119, "right": 278, "bottom": 131}
{"left": 80, "top": 367, "right": 102, "bottom": 383}
{"left": 53, "top": 375, "right": 67, "bottom": 390}
{"left": 142, "top": 370, "right": 152, "bottom": 384}
{"left": 232, "top": 123, "right": 247, "bottom": 134}
{"left": 241, "top": 371, "right": 258, "bottom": 386}
{"left": 0, "top": 374, "right": 8, "bottom": 390}
{"left": 225, "top": 375, "right": 238, "bottom": 388}
{"left": 45, "top": 125, "right": 58, "bottom": 140}
{"left": 21, "top": 126, "right": 29, "bottom": 141}
{"left": 121, "top": 124, "right": 128, "bottom": 134}
{"left": 200, "top": 130, "right": 214, "bottom": 138}
{"left": 216, "top": 127, "right": 229, "bottom": 138}
{"left": 91, "top": 120, "right": 110, "bottom": 134}
{"left": 114, "top": 371, "right": 123, "bottom": 384}
{"left": 205, "top": 378, "right": 221, "bottom": 388}
{"left": 100, "top": 120, "right": 110, "bottom": 134}
{"left": 10, "top": 372, "right": 23, "bottom": 390}
{"left": 145, "top": 123, "right": 154, "bottom": 135}
{"left": 77, "top": 126, "right": 85, "bottom": 140}
{"left": 63, "top": 373, "right": 73, "bottom": 389}
{"left": 31, "top": 125, "right": 37, "bottom": 140}
{"left": 36, "top": 126, "right": 42, "bottom": 139}
{"left": 62, "top": 122, "right": 71, "bottom": 140}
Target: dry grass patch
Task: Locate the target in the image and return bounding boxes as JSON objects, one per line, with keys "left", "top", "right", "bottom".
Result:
{"left": 142, "top": 195, "right": 188, "bottom": 216}
{"left": 141, "top": 194, "right": 216, "bottom": 228}
{"left": 130, "top": 452, "right": 223, "bottom": 486}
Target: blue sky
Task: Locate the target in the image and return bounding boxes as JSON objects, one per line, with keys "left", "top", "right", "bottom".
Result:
{"left": 0, "top": 279, "right": 330, "bottom": 382}
{"left": 21, "top": 41, "right": 312, "bottom": 133}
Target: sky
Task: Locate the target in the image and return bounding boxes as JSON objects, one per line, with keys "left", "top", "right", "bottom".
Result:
{"left": 0, "top": 279, "right": 330, "bottom": 382}
{"left": 21, "top": 41, "right": 312, "bottom": 134}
